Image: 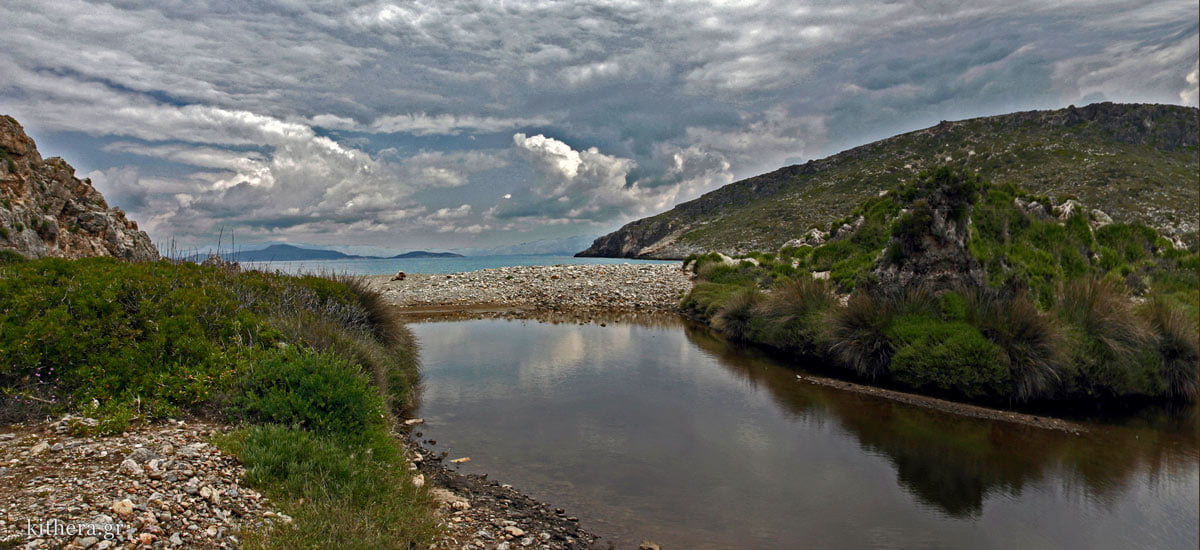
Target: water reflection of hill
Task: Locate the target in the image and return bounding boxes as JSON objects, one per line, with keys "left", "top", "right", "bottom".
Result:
{"left": 681, "top": 322, "right": 1199, "bottom": 518}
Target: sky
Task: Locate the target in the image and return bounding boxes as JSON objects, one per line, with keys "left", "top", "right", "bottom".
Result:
{"left": 1, "top": 0, "right": 1196, "bottom": 254}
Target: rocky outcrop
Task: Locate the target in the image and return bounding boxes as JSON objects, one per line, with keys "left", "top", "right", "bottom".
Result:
{"left": 0, "top": 115, "right": 157, "bottom": 261}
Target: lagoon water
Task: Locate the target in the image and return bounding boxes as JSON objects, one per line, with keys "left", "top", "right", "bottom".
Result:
{"left": 410, "top": 317, "right": 1199, "bottom": 549}
{"left": 247, "top": 254, "right": 676, "bottom": 276}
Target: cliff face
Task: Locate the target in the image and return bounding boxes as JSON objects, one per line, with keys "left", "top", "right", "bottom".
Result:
{"left": 0, "top": 115, "right": 157, "bottom": 261}
{"left": 578, "top": 103, "right": 1199, "bottom": 259}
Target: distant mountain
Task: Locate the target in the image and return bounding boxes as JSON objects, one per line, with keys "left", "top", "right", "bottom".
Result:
{"left": 390, "top": 251, "right": 463, "bottom": 258}
{"left": 218, "top": 244, "right": 370, "bottom": 262}
{"left": 578, "top": 103, "right": 1199, "bottom": 259}
{"left": 182, "top": 244, "right": 466, "bottom": 262}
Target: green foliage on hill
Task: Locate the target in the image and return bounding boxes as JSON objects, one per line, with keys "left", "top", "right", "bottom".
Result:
{"left": 582, "top": 103, "right": 1198, "bottom": 259}
{"left": 682, "top": 168, "right": 1198, "bottom": 406}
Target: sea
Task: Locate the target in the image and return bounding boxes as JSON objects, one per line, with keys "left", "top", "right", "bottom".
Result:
{"left": 243, "top": 254, "right": 678, "bottom": 276}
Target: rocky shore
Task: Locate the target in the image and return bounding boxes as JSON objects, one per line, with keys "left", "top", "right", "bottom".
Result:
{"left": 398, "top": 430, "right": 604, "bottom": 550}
{"left": 369, "top": 264, "right": 691, "bottom": 315}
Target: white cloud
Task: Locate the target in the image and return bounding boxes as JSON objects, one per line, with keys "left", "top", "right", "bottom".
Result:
{"left": 313, "top": 112, "right": 552, "bottom": 136}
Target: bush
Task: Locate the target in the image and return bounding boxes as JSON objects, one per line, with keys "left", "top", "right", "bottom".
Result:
{"left": 827, "top": 292, "right": 895, "bottom": 379}
{"left": 887, "top": 314, "right": 1010, "bottom": 399}
{"left": 231, "top": 348, "right": 385, "bottom": 437}
{"left": 0, "top": 249, "right": 24, "bottom": 264}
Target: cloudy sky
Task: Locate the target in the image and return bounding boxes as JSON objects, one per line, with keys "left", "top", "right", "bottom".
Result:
{"left": 1, "top": 1, "right": 1195, "bottom": 254}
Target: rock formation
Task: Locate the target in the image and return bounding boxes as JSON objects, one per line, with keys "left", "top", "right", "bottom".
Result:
{"left": 0, "top": 115, "right": 157, "bottom": 261}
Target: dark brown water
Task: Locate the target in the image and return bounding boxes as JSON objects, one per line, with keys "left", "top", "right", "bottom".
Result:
{"left": 409, "top": 317, "right": 1198, "bottom": 549}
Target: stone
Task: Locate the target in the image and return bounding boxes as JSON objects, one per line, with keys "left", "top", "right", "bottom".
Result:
{"left": 503, "top": 526, "right": 526, "bottom": 537}
{"left": 638, "top": 542, "right": 662, "bottom": 550}
{"left": 411, "top": 474, "right": 425, "bottom": 488}
{"left": 128, "top": 447, "right": 162, "bottom": 464}
{"left": 169, "top": 533, "right": 184, "bottom": 546}
{"left": 1090, "top": 208, "right": 1113, "bottom": 228}
{"left": 77, "top": 536, "right": 98, "bottom": 548}
{"left": 30, "top": 442, "right": 49, "bottom": 455}
{"left": 111, "top": 499, "right": 135, "bottom": 516}
{"left": 119, "top": 458, "right": 144, "bottom": 477}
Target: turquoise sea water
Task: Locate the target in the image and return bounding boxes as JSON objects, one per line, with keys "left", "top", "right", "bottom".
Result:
{"left": 246, "top": 254, "right": 678, "bottom": 276}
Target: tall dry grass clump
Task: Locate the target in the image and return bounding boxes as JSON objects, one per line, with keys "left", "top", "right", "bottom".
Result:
{"left": 750, "top": 277, "right": 837, "bottom": 353}
{"left": 712, "top": 287, "right": 764, "bottom": 341}
{"left": 1143, "top": 296, "right": 1199, "bottom": 400}
{"left": 826, "top": 286, "right": 936, "bottom": 379}
{"left": 960, "top": 286, "right": 1062, "bottom": 401}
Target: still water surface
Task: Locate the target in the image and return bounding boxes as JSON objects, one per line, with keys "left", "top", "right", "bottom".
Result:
{"left": 409, "top": 317, "right": 1198, "bottom": 549}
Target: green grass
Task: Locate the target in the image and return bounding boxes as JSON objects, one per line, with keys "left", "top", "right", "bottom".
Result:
{"left": 0, "top": 257, "right": 440, "bottom": 548}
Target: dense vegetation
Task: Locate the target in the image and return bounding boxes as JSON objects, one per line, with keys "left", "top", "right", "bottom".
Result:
{"left": 682, "top": 168, "right": 1199, "bottom": 406}
{"left": 0, "top": 257, "right": 438, "bottom": 548}
{"left": 581, "top": 103, "right": 1198, "bottom": 258}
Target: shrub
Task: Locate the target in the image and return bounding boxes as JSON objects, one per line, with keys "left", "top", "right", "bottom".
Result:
{"left": 0, "top": 249, "right": 23, "bottom": 264}
{"left": 888, "top": 315, "right": 1011, "bottom": 399}
{"left": 827, "top": 292, "right": 895, "bottom": 379}
{"left": 751, "top": 278, "right": 835, "bottom": 353}
{"left": 231, "top": 348, "right": 385, "bottom": 437}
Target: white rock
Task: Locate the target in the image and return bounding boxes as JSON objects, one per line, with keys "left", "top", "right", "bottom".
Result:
{"left": 111, "top": 499, "right": 135, "bottom": 516}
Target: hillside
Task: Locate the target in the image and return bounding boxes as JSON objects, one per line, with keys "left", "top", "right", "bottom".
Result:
{"left": 0, "top": 115, "right": 157, "bottom": 261}
{"left": 578, "top": 103, "right": 1198, "bottom": 259}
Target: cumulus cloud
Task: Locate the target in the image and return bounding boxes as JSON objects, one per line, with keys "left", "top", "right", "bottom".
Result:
{"left": 0, "top": 0, "right": 1193, "bottom": 249}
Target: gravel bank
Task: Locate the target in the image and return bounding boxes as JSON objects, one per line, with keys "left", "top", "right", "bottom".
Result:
{"left": 369, "top": 264, "right": 692, "bottom": 314}
{"left": 398, "top": 431, "right": 604, "bottom": 550}
{"left": 0, "top": 417, "right": 285, "bottom": 549}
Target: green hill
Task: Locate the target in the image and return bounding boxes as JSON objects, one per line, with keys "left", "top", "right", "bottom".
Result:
{"left": 578, "top": 103, "right": 1198, "bottom": 259}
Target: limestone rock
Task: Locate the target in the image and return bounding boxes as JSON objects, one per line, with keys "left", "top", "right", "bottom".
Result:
{"left": 0, "top": 115, "right": 157, "bottom": 261}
